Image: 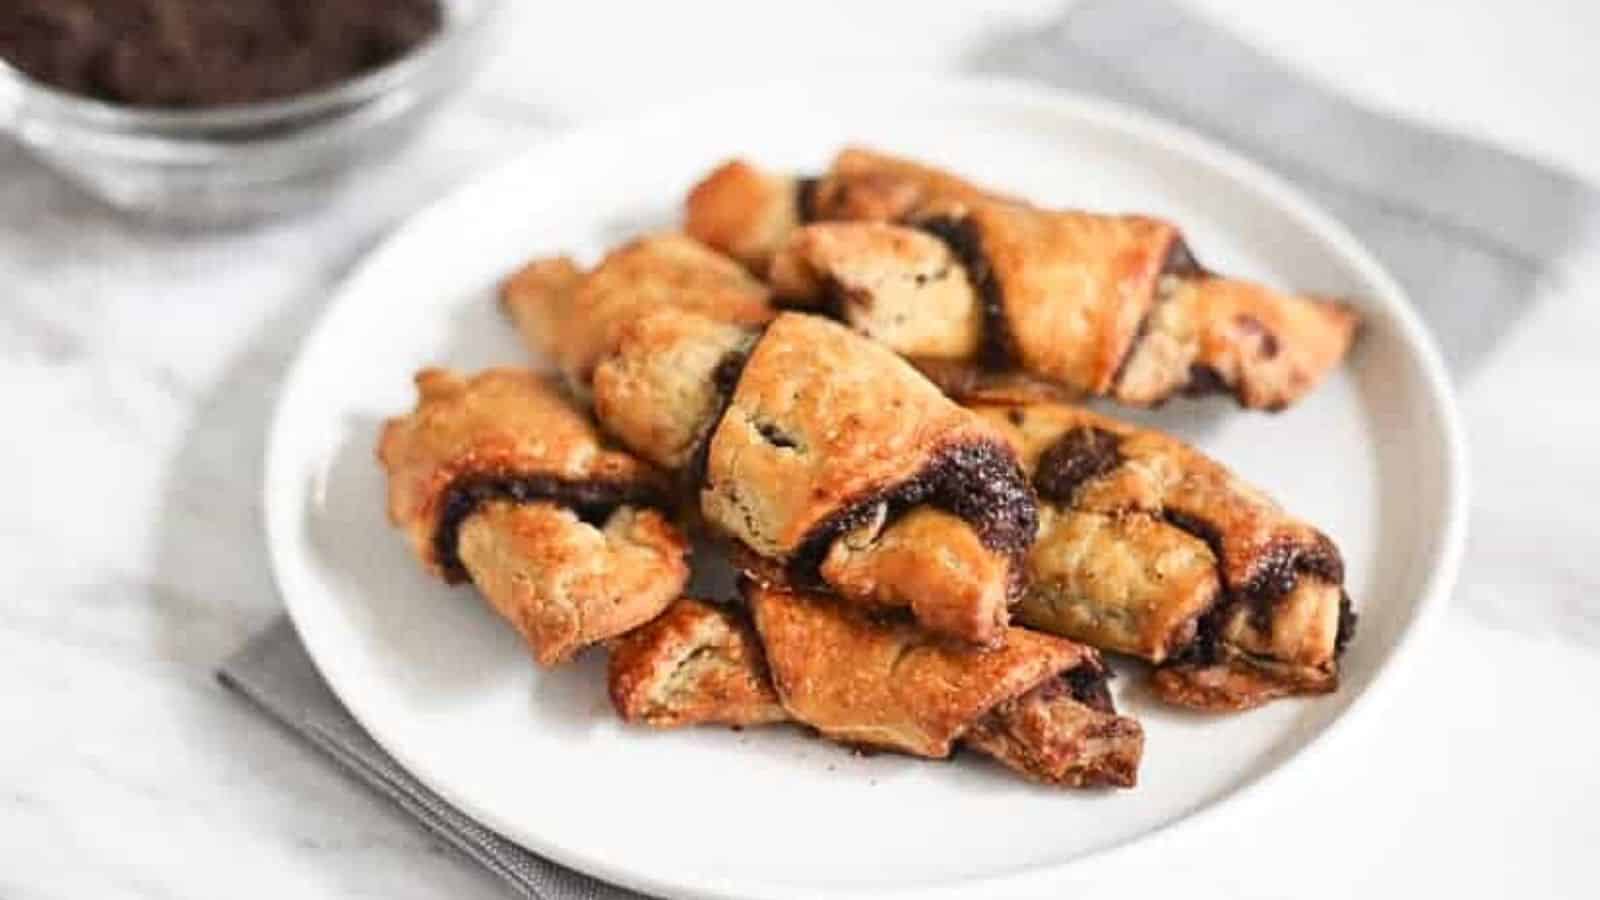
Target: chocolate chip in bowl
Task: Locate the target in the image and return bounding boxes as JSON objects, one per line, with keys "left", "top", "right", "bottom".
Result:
{"left": 0, "top": 0, "right": 503, "bottom": 225}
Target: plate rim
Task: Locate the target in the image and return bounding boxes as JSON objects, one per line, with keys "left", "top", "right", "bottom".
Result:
{"left": 263, "top": 72, "right": 1469, "bottom": 899}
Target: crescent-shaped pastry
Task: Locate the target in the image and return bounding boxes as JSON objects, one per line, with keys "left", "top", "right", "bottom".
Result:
{"left": 378, "top": 368, "right": 690, "bottom": 666}
{"left": 748, "top": 583, "right": 1143, "bottom": 787}
{"left": 688, "top": 147, "right": 1359, "bottom": 411}
{"left": 606, "top": 587, "right": 1143, "bottom": 787}
{"left": 973, "top": 400, "right": 1357, "bottom": 711}
{"left": 592, "top": 310, "right": 1036, "bottom": 646}
{"left": 499, "top": 232, "right": 774, "bottom": 389}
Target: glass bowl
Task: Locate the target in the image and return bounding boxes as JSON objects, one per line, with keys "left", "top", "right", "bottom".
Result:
{"left": 0, "top": 0, "right": 505, "bottom": 226}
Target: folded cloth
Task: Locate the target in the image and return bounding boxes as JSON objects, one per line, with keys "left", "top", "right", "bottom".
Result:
{"left": 217, "top": 620, "right": 646, "bottom": 900}
{"left": 220, "top": 2, "right": 1600, "bottom": 897}
{"left": 971, "top": 0, "right": 1599, "bottom": 374}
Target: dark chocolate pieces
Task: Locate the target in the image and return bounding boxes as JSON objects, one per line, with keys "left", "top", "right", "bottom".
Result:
{"left": 683, "top": 349, "right": 754, "bottom": 492}
{"left": 786, "top": 437, "right": 1039, "bottom": 590}
{"left": 1031, "top": 424, "right": 1352, "bottom": 668}
{"left": 1032, "top": 426, "right": 1126, "bottom": 503}
{"left": 432, "top": 474, "right": 665, "bottom": 583}
{"left": 0, "top": 0, "right": 443, "bottom": 108}
{"left": 915, "top": 215, "right": 1018, "bottom": 370}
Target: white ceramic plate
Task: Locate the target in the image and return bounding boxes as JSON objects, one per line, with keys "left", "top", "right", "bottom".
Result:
{"left": 264, "top": 76, "right": 1467, "bottom": 899}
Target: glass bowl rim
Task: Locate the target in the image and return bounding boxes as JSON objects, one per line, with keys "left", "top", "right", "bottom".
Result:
{"left": 0, "top": 0, "right": 502, "bottom": 137}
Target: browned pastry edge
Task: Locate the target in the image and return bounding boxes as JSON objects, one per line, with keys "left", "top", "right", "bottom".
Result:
{"left": 431, "top": 474, "right": 667, "bottom": 583}
{"left": 378, "top": 369, "right": 690, "bottom": 666}
{"left": 982, "top": 401, "right": 1355, "bottom": 711}
{"left": 700, "top": 148, "right": 1360, "bottom": 411}
{"left": 1107, "top": 237, "right": 1207, "bottom": 389}
{"left": 497, "top": 232, "right": 773, "bottom": 388}
{"left": 699, "top": 313, "right": 1036, "bottom": 560}
{"left": 607, "top": 597, "right": 789, "bottom": 728}
{"left": 1037, "top": 424, "right": 1350, "bottom": 710}
{"left": 964, "top": 671, "right": 1143, "bottom": 788}
{"left": 745, "top": 581, "right": 1143, "bottom": 786}
{"left": 910, "top": 359, "right": 1087, "bottom": 406}
{"left": 378, "top": 368, "right": 673, "bottom": 579}
{"left": 782, "top": 434, "right": 1037, "bottom": 581}
{"left": 914, "top": 214, "right": 1020, "bottom": 371}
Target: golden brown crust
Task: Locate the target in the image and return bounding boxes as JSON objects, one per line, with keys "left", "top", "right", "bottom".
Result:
{"left": 769, "top": 222, "right": 981, "bottom": 359}
{"left": 701, "top": 312, "right": 1000, "bottom": 559}
{"left": 824, "top": 146, "right": 998, "bottom": 212}
{"left": 591, "top": 310, "right": 1032, "bottom": 645}
{"left": 910, "top": 358, "right": 1087, "bottom": 406}
{"left": 591, "top": 310, "right": 757, "bottom": 471}
{"left": 819, "top": 508, "right": 1013, "bottom": 647}
{"left": 498, "top": 233, "right": 773, "bottom": 387}
{"left": 499, "top": 256, "right": 583, "bottom": 376}
{"left": 752, "top": 582, "right": 1062, "bottom": 757}
{"left": 1113, "top": 275, "right": 1361, "bottom": 410}
{"left": 684, "top": 160, "right": 801, "bottom": 275}
{"left": 935, "top": 199, "right": 1179, "bottom": 396}
{"left": 377, "top": 369, "right": 689, "bottom": 666}
{"left": 376, "top": 368, "right": 666, "bottom": 576}
{"left": 459, "top": 502, "right": 687, "bottom": 667}
{"left": 607, "top": 597, "right": 789, "bottom": 727}
{"left": 977, "top": 401, "right": 1349, "bottom": 710}
{"left": 1022, "top": 508, "right": 1220, "bottom": 662}
{"left": 747, "top": 583, "right": 1122, "bottom": 751}
{"left": 690, "top": 147, "right": 1357, "bottom": 411}
{"left": 964, "top": 678, "right": 1143, "bottom": 788}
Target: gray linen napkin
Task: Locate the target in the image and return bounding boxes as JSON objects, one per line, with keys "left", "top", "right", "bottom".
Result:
{"left": 219, "top": 2, "right": 1600, "bottom": 898}
{"left": 218, "top": 619, "right": 647, "bottom": 900}
{"left": 971, "top": 0, "right": 1599, "bottom": 374}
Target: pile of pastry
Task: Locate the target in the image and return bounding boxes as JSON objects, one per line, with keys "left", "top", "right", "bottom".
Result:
{"left": 378, "top": 148, "right": 1361, "bottom": 789}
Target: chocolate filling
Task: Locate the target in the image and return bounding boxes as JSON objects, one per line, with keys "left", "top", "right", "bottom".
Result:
{"left": 785, "top": 438, "right": 1038, "bottom": 588}
{"left": 684, "top": 349, "right": 753, "bottom": 491}
{"left": 1032, "top": 424, "right": 1349, "bottom": 668}
{"left": 1181, "top": 363, "right": 1230, "bottom": 399}
{"left": 795, "top": 176, "right": 821, "bottom": 224}
{"left": 1063, "top": 663, "right": 1115, "bottom": 714}
{"left": 915, "top": 215, "right": 1016, "bottom": 370}
{"left": 1234, "top": 314, "right": 1281, "bottom": 359}
{"left": 1163, "top": 508, "right": 1344, "bottom": 632}
{"left": 432, "top": 474, "right": 664, "bottom": 583}
{"left": 1110, "top": 236, "right": 1205, "bottom": 393}
{"left": 814, "top": 274, "right": 863, "bottom": 324}
{"left": 1335, "top": 590, "right": 1358, "bottom": 657}
{"left": 755, "top": 421, "right": 799, "bottom": 449}
{"left": 1032, "top": 426, "right": 1126, "bottom": 504}
{"left": 1162, "top": 236, "right": 1206, "bottom": 279}
{"left": 1165, "top": 600, "right": 1229, "bottom": 667}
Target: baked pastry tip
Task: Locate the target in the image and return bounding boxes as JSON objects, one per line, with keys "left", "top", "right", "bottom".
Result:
{"left": 688, "top": 147, "right": 1359, "bottom": 412}
{"left": 976, "top": 400, "right": 1357, "bottom": 711}
{"left": 747, "top": 582, "right": 1143, "bottom": 788}
{"left": 593, "top": 310, "right": 1036, "bottom": 646}
{"left": 607, "top": 596, "right": 789, "bottom": 728}
{"left": 377, "top": 368, "right": 690, "bottom": 666}
{"left": 499, "top": 232, "right": 774, "bottom": 390}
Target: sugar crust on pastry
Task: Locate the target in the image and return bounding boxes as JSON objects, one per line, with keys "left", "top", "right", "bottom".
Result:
{"left": 975, "top": 400, "right": 1355, "bottom": 711}
{"left": 690, "top": 147, "right": 1359, "bottom": 411}
{"left": 593, "top": 310, "right": 1036, "bottom": 645}
{"left": 377, "top": 368, "right": 688, "bottom": 665}
{"left": 748, "top": 582, "right": 1143, "bottom": 787}
{"left": 607, "top": 596, "right": 788, "bottom": 728}
{"left": 499, "top": 232, "right": 773, "bottom": 388}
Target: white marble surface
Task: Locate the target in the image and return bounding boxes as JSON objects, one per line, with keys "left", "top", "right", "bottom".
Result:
{"left": 2, "top": 2, "right": 1598, "bottom": 898}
